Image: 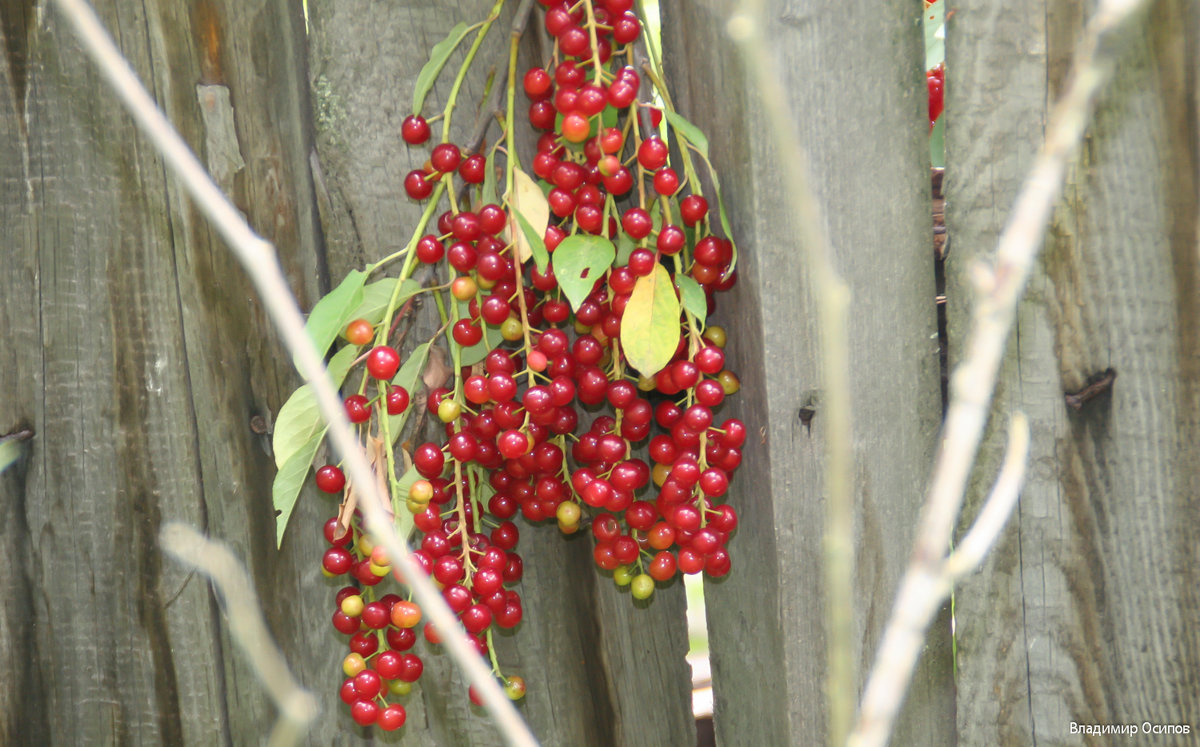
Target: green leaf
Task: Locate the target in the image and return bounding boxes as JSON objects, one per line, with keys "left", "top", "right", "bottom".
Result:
{"left": 0, "top": 437, "right": 26, "bottom": 475}
{"left": 273, "top": 344, "right": 359, "bottom": 469}
{"left": 298, "top": 269, "right": 367, "bottom": 370}
{"left": 924, "top": 0, "right": 944, "bottom": 69}
{"left": 929, "top": 115, "right": 945, "bottom": 169}
{"left": 273, "top": 431, "right": 324, "bottom": 548}
{"left": 552, "top": 234, "right": 615, "bottom": 311}
{"left": 514, "top": 210, "right": 549, "bottom": 274}
{"left": 676, "top": 274, "right": 707, "bottom": 330}
{"left": 664, "top": 110, "right": 710, "bottom": 159}
{"left": 481, "top": 150, "right": 499, "bottom": 206}
{"left": 412, "top": 22, "right": 471, "bottom": 115}
{"left": 620, "top": 264, "right": 682, "bottom": 376}
{"left": 616, "top": 229, "right": 635, "bottom": 267}
{"left": 385, "top": 342, "right": 430, "bottom": 444}
{"left": 350, "top": 279, "right": 421, "bottom": 326}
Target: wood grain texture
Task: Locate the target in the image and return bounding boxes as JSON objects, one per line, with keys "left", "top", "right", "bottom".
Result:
{"left": 0, "top": 0, "right": 337, "bottom": 743}
{"left": 306, "top": 1, "right": 694, "bottom": 744}
{"left": 946, "top": 1, "right": 1200, "bottom": 744}
{"left": 662, "top": 2, "right": 952, "bottom": 745}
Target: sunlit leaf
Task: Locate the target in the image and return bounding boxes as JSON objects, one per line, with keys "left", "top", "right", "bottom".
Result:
{"left": 273, "top": 431, "right": 324, "bottom": 548}
{"left": 621, "top": 264, "right": 682, "bottom": 376}
{"left": 297, "top": 269, "right": 366, "bottom": 370}
{"left": 349, "top": 278, "right": 421, "bottom": 327}
{"left": 552, "top": 234, "right": 615, "bottom": 311}
{"left": 412, "top": 22, "right": 471, "bottom": 115}
{"left": 675, "top": 274, "right": 707, "bottom": 330}
{"left": 506, "top": 168, "right": 550, "bottom": 268}
{"left": 273, "top": 344, "right": 358, "bottom": 469}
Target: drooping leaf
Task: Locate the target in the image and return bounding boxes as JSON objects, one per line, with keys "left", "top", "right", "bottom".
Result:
{"left": 349, "top": 278, "right": 421, "bottom": 327}
{"left": 620, "top": 264, "right": 682, "bottom": 376}
{"left": 676, "top": 274, "right": 707, "bottom": 330}
{"left": 274, "top": 430, "right": 324, "bottom": 548}
{"left": 273, "top": 344, "right": 359, "bottom": 469}
{"left": 385, "top": 342, "right": 430, "bottom": 444}
{"left": 514, "top": 210, "right": 549, "bottom": 274}
{"left": 552, "top": 234, "right": 615, "bottom": 311}
{"left": 297, "top": 269, "right": 366, "bottom": 370}
{"left": 615, "top": 229, "right": 635, "bottom": 267}
{"left": 506, "top": 168, "right": 550, "bottom": 268}
{"left": 481, "top": 150, "right": 499, "bottom": 206}
{"left": 412, "top": 21, "right": 471, "bottom": 115}
{"left": 664, "top": 110, "right": 710, "bottom": 159}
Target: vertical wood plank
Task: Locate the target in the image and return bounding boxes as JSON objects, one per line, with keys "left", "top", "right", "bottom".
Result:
{"left": 1, "top": 0, "right": 334, "bottom": 743}
{"left": 662, "top": 2, "right": 952, "bottom": 744}
{"left": 947, "top": 1, "right": 1200, "bottom": 743}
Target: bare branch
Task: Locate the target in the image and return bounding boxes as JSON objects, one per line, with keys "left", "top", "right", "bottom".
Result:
{"left": 945, "top": 413, "right": 1030, "bottom": 580}
{"left": 160, "top": 523, "right": 318, "bottom": 745}
{"left": 849, "top": 0, "right": 1153, "bottom": 744}
{"left": 726, "top": 4, "right": 857, "bottom": 742}
{"left": 50, "top": 1, "right": 537, "bottom": 744}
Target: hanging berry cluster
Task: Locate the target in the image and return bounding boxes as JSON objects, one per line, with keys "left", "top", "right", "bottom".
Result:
{"left": 271, "top": 0, "right": 744, "bottom": 732}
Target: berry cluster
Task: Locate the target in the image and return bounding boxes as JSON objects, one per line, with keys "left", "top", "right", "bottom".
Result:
{"left": 293, "top": 0, "right": 744, "bottom": 731}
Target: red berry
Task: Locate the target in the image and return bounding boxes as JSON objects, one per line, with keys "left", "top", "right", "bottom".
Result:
{"left": 524, "top": 67, "right": 552, "bottom": 98}
{"left": 378, "top": 704, "right": 407, "bottom": 731}
{"left": 351, "top": 699, "right": 379, "bottom": 726}
{"left": 638, "top": 138, "right": 669, "bottom": 170}
{"left": 315, "top": 465, "right": 346, "bottom": 493}
{"left": 404, "top": 170, "right": 434, "bottom": 200}
{"left": 401, "top": 115, "right": 431, "bottom": 145}
{"left": 431, "top": 143, "right": 462, "bottom": 173}
{"left": 386, "top": 386, "right": 410, "bottom": 415}
{"left": 366, "top": 346, "right": 401, "bottom": 380}
{"left": 344, "top": 394, "right": 371, "bottom": 423}
{"left": 622, "top": 208, "right": 653, "bottom": 239}
{"left": 459, "top": 154, "right": 486, "bottom": 184}
{"left": 680, "top": 195, "right": 709, "bottom": 225}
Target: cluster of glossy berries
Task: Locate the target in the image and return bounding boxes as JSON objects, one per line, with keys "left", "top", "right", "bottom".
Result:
{"left": 314, "top": 0, "right": 742, "bottom": 729}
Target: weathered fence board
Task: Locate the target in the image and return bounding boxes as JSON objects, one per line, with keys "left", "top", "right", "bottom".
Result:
{"left": 947, "top": 1, "right": 1200, "bottom": 744}
{"left": 662, "top": 2, "right": 953, "bottom": 745}
{"left": 0, "top": 0, "right": 338, "bottom": 743}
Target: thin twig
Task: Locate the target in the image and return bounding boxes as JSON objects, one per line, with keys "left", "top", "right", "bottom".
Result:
{"left": 49, "top": 1, "right": 538, "bottom": 744}
{"left": 849, "top": 1, "right": 1151, "bottom": 744}
{"left": 160, "top": 523, "right": 318, "bottom": 746}
{"left": 726, "top": 6, "right": 857, "bottom": 744}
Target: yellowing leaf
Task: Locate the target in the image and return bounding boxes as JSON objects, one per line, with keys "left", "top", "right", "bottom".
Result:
{"left": 506, "top": 168, "right": 550, "bottom": 266}
{"left": 621, "top": 264, "right": 682, "bottom": 377}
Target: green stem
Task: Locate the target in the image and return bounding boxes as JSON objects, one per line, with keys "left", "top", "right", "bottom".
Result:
{"left": 442, "top": 0, "right": 508, "bottom": 143}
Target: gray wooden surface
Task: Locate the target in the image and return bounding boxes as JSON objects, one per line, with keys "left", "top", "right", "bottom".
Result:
{"left": 1, "top": 0, "right": 694, "bottom": 744}
{"left": 662, "top": 2, "right": 953, "bottom": 745}
{"left": 0, "top": 0, "right": 335, "bottom": 743}
{"left": 946, "top": 1, "right": 1200, "bottom": 745}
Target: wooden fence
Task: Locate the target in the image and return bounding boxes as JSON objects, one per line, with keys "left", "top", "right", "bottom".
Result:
{"left": 1, "top": 0, "right": 1196, "bottom": 744}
